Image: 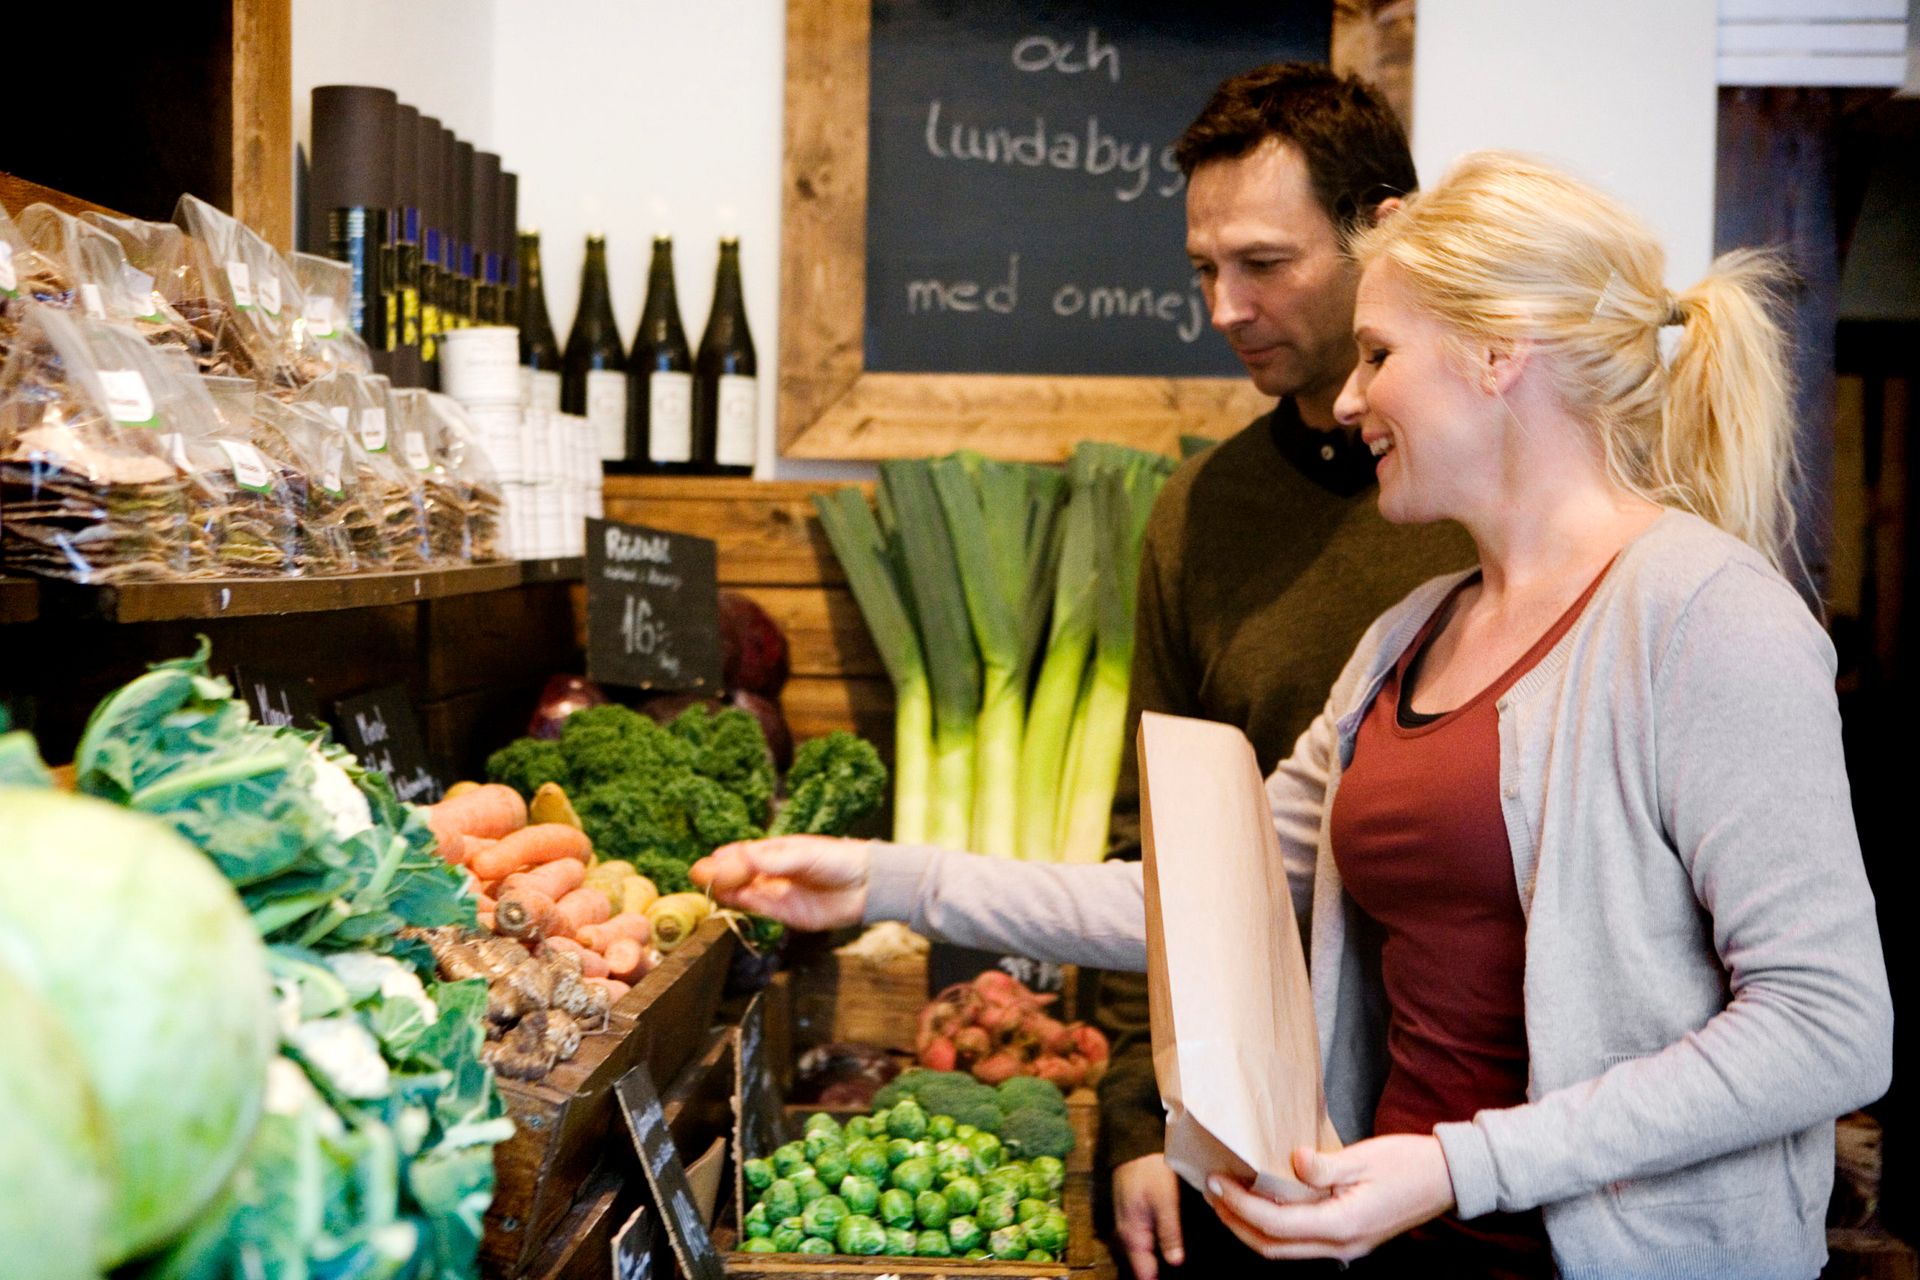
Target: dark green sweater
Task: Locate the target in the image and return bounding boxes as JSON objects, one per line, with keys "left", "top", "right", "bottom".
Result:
{"left": 1093, "top": 403, "right": 1476, "bottom": 1174}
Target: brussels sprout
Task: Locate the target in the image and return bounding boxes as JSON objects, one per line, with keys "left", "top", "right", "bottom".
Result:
{"left": 916, "top": 1228, "right": 952, "bottom": 1257}
{"left": 1028, "top": 1155, "right": 1067, "bottom": 1195}
{"left": 771, "top": 1218, "right": 807, "bottom": 1253}
{"left": 787, "top": 1164, "right": 816, "bottom": 1186}
{"left": 805, "top": 1128, "right": 843, "bottom": 1163}
{"left": 1023, "top": 1169, "right": 1054, "bottom": 1203}
{"left": 1016, "top": 1196, "right": 1050, "bottom": 1224}
{"left": 869, "top": 1107, "right": 892, "bottom": 1132}
{"left": 772, "top": 1140, "right": 809, "bottom": 1177}
{"left": 906, "top": 1138, "right": 936, "bottom": 1162}
{"left": 1026, "top": 1248, "right": 1055, "bottom": 1261}
{"left": 762, "top": 1178, "right": 801, "bottom": 1222}
{"left": 803, "top": 1111, "right": 841, "bottom": 1136}
{"left": 965, "top": 1247, "right": 990, "bottom": 1259}
{"left": 1027, "top": 1209, "right": 1070, "bottom": 1254}
{"left": 984, "top": 1166, "right": 1027, "bottom": 1199}
{"left": 795, "top": 1176, "right": 830, "bottom": 1206}
{"left": 955, "top": 1123, "right": 978, "bottom": 1141}
{"left": 743, "top": 1202, "right": 772, "bottom": 1238}
{"left": 977, "top": 1189, "right": 1019, "bottom": 1231}
{"left": 926, "top": 1113, "right": 956, "bottom": 1141}
{"left": 886, "top": 1137, "right": 915, "bottom": 1167}
{"left": 947, "top": 1214, "right": 984, "bottom": 1253}
{"left": 739, "top": 1237, "right": 778, "bottom": 1253}
{"left": 813, "top": 1146, "right": 851, "bottom": 1186}
{"left": 848, "top": 1140, "right": 890, "bottom": 1181}
{"left": 798, "top": 1236, "right": 834, "bottom": 1254}
{"left": 743, "top": 1157, "right": 774, "bottom": 1192}
{"left": 943, "top": 1175, "right": 982, "bottom": 1216}
{"left": 989, "top": 1224, "right": 1028, "bottom": 1260}
{"left": 914, "top": 1187, "right": 951, "bottom": 1229}
{"left": 839, "top": 1174, "right": 880, "bottom": 1215}
{"left": 885, "top": 1226, "right": 918, "bottom": 1255}
{"left": 878, "top": 1187, "right": 916, "bottom": 1229}
{"left": 843, "top": 1114, "right": 873, "bottom": 1141}
{"left": 886, "top": 1098, "right": 929, "bottom": 1140}
{"left": 964, "top": 1130, "right": 1003, "bottom": 1174}
{"left": 935, "top": 1139, "right": 972, "bottom": 1176}
{"left": 889, "top": 1156, "right": 936, "bottom": 1197}
{"left": 836, "top": 1213, "right": 887, "bottom": 1255}
{"left": 801, "top": 1193, "right": 848, "bottom": 1240}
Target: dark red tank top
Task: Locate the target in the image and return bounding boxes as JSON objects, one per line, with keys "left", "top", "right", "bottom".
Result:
{"left": 1329, "top": 564, "right": 1610, "bottom": 1276}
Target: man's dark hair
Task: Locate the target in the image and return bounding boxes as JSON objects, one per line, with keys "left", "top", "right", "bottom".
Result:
{"left": 1174, "top": 62, "right": 1417, "bottom": 234}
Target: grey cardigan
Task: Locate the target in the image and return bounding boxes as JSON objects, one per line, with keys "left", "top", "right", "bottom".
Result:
{"left": 865, "top": 511, "right": 1892, "bottom": 1278}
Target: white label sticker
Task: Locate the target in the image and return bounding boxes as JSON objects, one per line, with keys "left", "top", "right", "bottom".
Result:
{"left": 125, "top": 268, "right": 161, "bottom": 319}
{"left": 359, "top": 406, "right": 388, "bottom": 453}
{"left": 586, "top": 368, "right": 627, "bottom": 461}
{"left": 161, "top": 431, "right": 193, "bottom": 471}
{"left": 319, "top": 438, "right": 346, "bottom": 496}
{"left": 402, "top": 429, "right": 432, "bottom": 472}
{"left": 305, "top": 295, "right": 336, "bottom": 337}
{"left": 257, "top": 273, "right": 282, "bottom": 317}
{"left": 527, "top": 367, "right": 562, "bottom": 414}
{"left": 218, "top": 439, "right": 275, "bottom": 493}
{"left": 327, "top": 405, "right": 351, "bottom": 429}
{"left": 646, "top": 370, "right": 693, "bottom": 464}
{"left": 98, "top": 369, "right": 158, "bottom": 426}
{"left": 78, "top": 282, "right": 106, "bottom": 318}
{"left": 227, "top": 260, "right": 255, "bottom": 309}
{"left": 715, "top": 373, "right": 757, "bottom": 468}
{"left": 0, "top": 241, "right": 16, "bottom": 295}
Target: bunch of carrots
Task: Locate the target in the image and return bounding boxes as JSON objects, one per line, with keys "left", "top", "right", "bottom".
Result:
{"left": 422, "top": 780, "right": 713, "bottom": 1004}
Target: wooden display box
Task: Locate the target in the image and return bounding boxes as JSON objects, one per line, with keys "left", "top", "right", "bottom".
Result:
{"left": 483, "top": 916, "right": 737, "bottom": 1276}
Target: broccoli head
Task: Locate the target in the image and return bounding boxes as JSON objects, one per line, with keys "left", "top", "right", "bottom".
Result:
{"left": 914, "top": 1076, "right": 1000, "bottom": 1122}
{"left": 998, "top": 1106, "right": 1073, "bottom": 1161}
{"left": 670, "top": 704, "right": 776, "bottom": 825}
{"left": 769, "top": 731, "right": 888, "bottom": 836}
{"left": 995, "top": 1076, "right": 1068, "bottom": 1118}
{"left": 942, "top": 1095, "right": 1006, "bottom": 1135}
{"left": 486, "top": 736, "right": 568, "bottom": 799}
{"left": 559, "top": 704, "right": 692, "bottom": 788}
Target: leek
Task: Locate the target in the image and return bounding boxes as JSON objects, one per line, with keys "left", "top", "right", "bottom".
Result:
{"left": 811, "top": 488, "right": 932, "bottom": 844}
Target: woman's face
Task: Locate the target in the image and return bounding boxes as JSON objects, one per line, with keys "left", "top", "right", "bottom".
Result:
{"left": 1334, "top": 259, "right": 1503, "bottom": 526}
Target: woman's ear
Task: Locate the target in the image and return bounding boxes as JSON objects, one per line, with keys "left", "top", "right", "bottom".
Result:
{"left": 1369, "top": 196, "right": 1404, "bottom": 224}
{"left": 1483, "top": 339, "right": 1532, "bottom": 396}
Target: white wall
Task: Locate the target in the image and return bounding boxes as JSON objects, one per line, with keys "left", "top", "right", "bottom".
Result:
{"left": 294, "top": 0, "right": 1722, "bottom": 473}
{"left": 1411, "top": 0, "right": 1719, "bottom": 287}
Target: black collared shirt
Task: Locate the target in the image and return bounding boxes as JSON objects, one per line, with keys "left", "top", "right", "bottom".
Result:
{"left": 1267, "top": 396, "right": 1377, "bottom": 498}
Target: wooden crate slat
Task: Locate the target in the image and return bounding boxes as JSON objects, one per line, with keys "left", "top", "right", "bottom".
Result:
{"left": 602, "top": 476, "right": 867, "bottom": 588}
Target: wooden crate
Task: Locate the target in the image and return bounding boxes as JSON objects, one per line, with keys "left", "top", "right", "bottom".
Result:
{"left": 713, "top": 1171, "right": 1101, "bottom": 1278}
{"left": 483, "top": 917, "right": 737, "bottom": 1275}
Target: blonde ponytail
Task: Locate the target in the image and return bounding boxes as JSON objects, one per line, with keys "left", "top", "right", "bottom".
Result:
{"left": 1350, "top": 152, "right": 1800, "bottom": 570}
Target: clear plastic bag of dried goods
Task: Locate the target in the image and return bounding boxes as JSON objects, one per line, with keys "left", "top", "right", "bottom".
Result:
{"left": 295, "top": 370, "right": 432, "bottom": 570}
{"left": 156, "top": 360, "right": 306, "bottom": 578}
{"left": 425, "top": 392, "right": 507, "bottom": 563}
{"left": 0, "top": 204, "right": 33, "bottom": 364}
{"left": 0, "top": 307, "right": 197, "bottom": 583}
{"left": 173, "top": 193, "right": 310, "bottom": 391}
{"left": 76, "top": 210, "right": 202, "bottom": 354}
{"left": 291, "top": 252, "right": 373, "bottom": 375}
{"left": 257, "top": 394, "right": 387, "bottom": 575}
{"left": 392, "top": 387, "right": 469, "bottom": 565}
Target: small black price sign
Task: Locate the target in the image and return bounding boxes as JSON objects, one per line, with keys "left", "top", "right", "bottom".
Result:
{"left": 585, "top": 517, "right": 722, "bottom": 693}
{"left": 928, "top": 942, "right": 1068, "bottom": 998}
{"left": 333, "top": 684, "right": 444, "bottom": 805}
{"left": 732, "top": 992, "right": 793, "bottom": 1223}
{"left": 610, "top": 1204, "right": 656, "bottom": 1280}
{"left": 616, "top": 1063, "right": 725, "bottom": 1280}
{"left": 232, "top": 664, "right": 326, "bottom": 731}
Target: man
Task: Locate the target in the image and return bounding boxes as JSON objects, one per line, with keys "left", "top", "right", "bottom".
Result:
{"left": 1092, "top": 64, "right": 1474, "bottom": 1279}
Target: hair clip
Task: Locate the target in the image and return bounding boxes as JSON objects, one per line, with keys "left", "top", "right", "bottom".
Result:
{"left": 1590, "top": 270, "right": 1625, "bottom": 323}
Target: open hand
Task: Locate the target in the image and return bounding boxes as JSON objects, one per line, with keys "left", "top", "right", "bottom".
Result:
{"left": 1202, "top": 1135, "right": 1455, "bottom": 1263}
{"left": 690, "top": 835, "right": 874, "bottom": 932}
{"left": 1112, "top": 1154, "right": 1185, "bottom": 1280}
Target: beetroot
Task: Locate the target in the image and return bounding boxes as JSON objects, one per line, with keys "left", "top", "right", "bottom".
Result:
{"left": 913, "top": 969, "right": 1108, "bottom": 1088}
{"left": 972, "top": 1051, "right": 1025, "bottom": 1085}
{"left": 526, "top": 675, "right": 608, "bottom": 739}
{"left": 1030, "top": 1054, "right": 1085, "bottom": 1091}
{"left": 920, "top": 1036, "right": 958, "bottom": 1072}
{"left": 720, "top": 589, "right": 790, "bottom": 698}
{"left": 728, "top": 687, "right": 793, "bottom": 773}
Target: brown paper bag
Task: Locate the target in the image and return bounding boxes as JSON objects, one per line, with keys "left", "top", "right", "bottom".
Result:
{"left": 1139, "top": 710, "right": 1337, "bottom": 1201}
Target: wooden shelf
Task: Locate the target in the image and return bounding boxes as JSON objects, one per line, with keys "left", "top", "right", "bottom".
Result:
{"left": 519, "top": 555, "right": 584, "bottom": 583}
{"left": 0, "top": 577, "right": 37, "bottom": 624}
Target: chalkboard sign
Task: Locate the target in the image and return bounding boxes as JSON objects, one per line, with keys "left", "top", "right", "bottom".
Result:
{"left": 585, "top": 517, "right": 723, "bottom": 694}
{"left": 333, "top": 684, "right": 444, "bottom": 805}
{"left": 232, "top": 665, "right": 326, "bottom": 731}
{"left": 865, "top": 0, "right": 1330, "bottom": 378}
{"left": 928, "top": 941, "right": 1068, "bottom": 999}
{"left": 610, "top": 1204, "right": 656, "bottom": 1280}
{"left": 616, "top": 1063, "right": 726, "bottom": 1280}
{"left": 732, "top": 992, "right": 793, "bottom": 1223}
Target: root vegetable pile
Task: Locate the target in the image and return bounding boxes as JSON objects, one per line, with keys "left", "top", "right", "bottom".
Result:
{"left": 915, "top": 970, "right": 1109, "bottom": 1091}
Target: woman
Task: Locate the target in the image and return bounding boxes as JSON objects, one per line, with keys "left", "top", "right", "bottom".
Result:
{"left": 693, "top": 153, "right": 1891, "bottom": 1277}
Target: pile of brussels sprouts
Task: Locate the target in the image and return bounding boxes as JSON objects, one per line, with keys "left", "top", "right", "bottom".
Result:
{"left": 737, "top": 1099, "right": 1070, "bottom": 1260}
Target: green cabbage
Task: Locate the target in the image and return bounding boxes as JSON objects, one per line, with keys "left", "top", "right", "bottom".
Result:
{"left": 0, "top": 788, "right": 276, "bottom": 1267}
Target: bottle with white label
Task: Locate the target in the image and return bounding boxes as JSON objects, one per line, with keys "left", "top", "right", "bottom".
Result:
{"left": 693, "top": 237, "right": 756, "bottom": 476}
{"left": 561, "top": 233, "right": 627, "bottom": 463}
{"left": 516, "top": 230, "right": 563, "bottom": 414}
{"left": 619, "top": 234, "right": 694, "bottom": 475}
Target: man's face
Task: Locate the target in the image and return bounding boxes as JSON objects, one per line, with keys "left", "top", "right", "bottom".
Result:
{"left": 1185, "top": 140, "right": 1361, "bottom": 411}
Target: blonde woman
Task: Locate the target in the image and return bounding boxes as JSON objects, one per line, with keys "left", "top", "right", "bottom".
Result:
{"left": 694, "top": 153, "right": 1890, "bottom": 1277}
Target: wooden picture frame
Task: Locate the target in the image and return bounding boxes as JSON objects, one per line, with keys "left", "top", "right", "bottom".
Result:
{"left": 777, "top": 0, "right": 1415, "bottom": 462}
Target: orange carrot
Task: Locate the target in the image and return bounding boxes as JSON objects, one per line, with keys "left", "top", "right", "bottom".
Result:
{"left": 547, "top": 936, "right": 612, "bottom": 978}
{"left": 603, "top": 938, "right": 646, "bottom": 981}
{"left": 585, "top": 976, "right": 631, "bottom": 1004}
{"left": 436, "top": 829, "right": 467, "bottom": 866}
{"left": 553, "top": 887, "right": 613, "bottom": 936}
{"left": 500, "top": 859, "right": 586, "bottom": 901}
{"left": 477, "top": 892, "right": 498, "bottom": 913}
{"left": 477, "top": 910, "right": 495, "bottom": 931}
{"left": 493, "top": 886, "right": 558, "bottom": 940}
{"left": 427, "top": 784, "right": 528, "bottom": 841}
{"left": 468, "top": 823, "right": 592, "bottom": 882}
{"left": 578, "top": 912, "right": 651, "bottom": 953}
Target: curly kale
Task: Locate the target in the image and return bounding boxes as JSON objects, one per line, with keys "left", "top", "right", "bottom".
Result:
{"left": 769, "top": 731, "right": 888, "bottom": 836}
{"left": 485, "top": 736, "right": 568, "bottom": 799}
{"left": 559, "top": 704, "right": 692, "bottom": 789}
{"left": 573, "top": 772, "right": 765, "bottom": 873}
{"left": 632, "top": 851, "right": 696, "bottom": 896}
{"left": 670, "top": 704, "right": 776, "bottom": 825}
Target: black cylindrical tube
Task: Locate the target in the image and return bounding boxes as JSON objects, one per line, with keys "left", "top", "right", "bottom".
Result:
{"left": 418, "top": 113, "right": 446, "bottom": 387}
{"left": 500, "top": 170, "right": 520, "bottom": 326}
{"left": 452, "top": 138, "right": 476, "bottom": 324}
{"left": 473, "top": 150, "right": 502, "bottom": 323}
{"left": 390, "top": 102, "right": 422, "bottom": 386}
{"left": 310, "top": 84, "right": 396, "bottom": 370}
